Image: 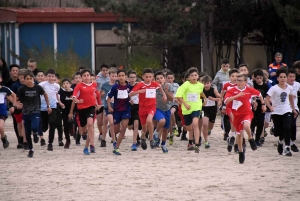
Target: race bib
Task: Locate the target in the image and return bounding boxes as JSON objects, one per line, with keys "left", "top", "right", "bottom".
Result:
{"left": 232, "top": 100, "right": 243, "bottom": 110}
{"left": 206, "top": 99, "right": 215, "bottom": 107}
{"left": 0, "top": 93, "right": 5, "bottom": 104}
{"left": 187, "top": 93, "right": 198, "bottom": 102}
{"left": 131, "top": 95, "right": 139, "bottom": 104}
{"left": 146, "top": 89, "right": 156, "bottom": 98}
{"left": 117, "top": 90, "right": 128, "bottom": 99}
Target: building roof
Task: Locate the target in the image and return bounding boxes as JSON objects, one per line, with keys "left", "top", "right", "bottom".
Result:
{"left": 0, "top": 7, "right": 136, "bottom": 23}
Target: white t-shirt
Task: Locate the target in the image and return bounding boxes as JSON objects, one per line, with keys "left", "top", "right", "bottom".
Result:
{"left": 267, "top": 84, "right": 293, "bottom": 115}
{"left": 39, "top": 81, "right": 60, "bottom": 110}
{"left": 287, "top": 82, "right": 300, "bottom": 111}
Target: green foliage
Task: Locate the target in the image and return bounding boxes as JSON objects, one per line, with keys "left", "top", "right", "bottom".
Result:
{"left": 12, "top": 41, "right": 91, "bottom": 80}
{"left": 128, "top": 47, "right": 161, "bottom": 77}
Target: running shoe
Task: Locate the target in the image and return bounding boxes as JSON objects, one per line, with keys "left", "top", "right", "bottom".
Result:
{"left": 223, "top": 133, "right": 229, "bottom": 141}
{"left": 255, "top": 140, "right": 262, "bottom": 147}
{"left": 17, "top": 144, "right": 23, "bottom": 149}
{"left": 227, "top": 136, "right": 235, "bottom": 146}
{"left": 40, "top": 139, "right": 46, "bottom": 146}
{"left": 28, "top": 150, "right": 34, "bottom": 158}
{"left": 1, "top": 135, "right": 9, "bottom": 148}
{"left": 260, "top": 137, "right": 265, "bottom": 144}
{"left": 291, "top": 144, "right": 299, "bottom": 152}
{"left": 100, "top": 140, "right": 106, "bottom": 147}
{"left": 194, "top": 146, "right": 200, "bottom": 153}
{"left": 33, "top": 133, "right": 39, "bottom": 143}
{"left": 153, "top": 131, "right": 159, "bottom": 142}
{"left": 113, "top": 142, "right": 117, "bottom": 149}
{"left": 234, "top": 144, "right": 239, "bottom": 153}
{"left": 264, "top": 130, "right": 268, "bottom": 137}
{"left": 187, "top": 143, "right": 194, "bottom": 150}
{"left": 58, "top": 141, "right": 64, "bottom": 146}
{"left": 47, "top": 144, "right": 53, "bottom": 151}
{"left": 23, "top": 142, "right": 29, "bottom": 150}
{"left": 156, "top": 139, "right": 160, "bottom": 148}
{"left": 141, "top": 139, "right": 147, "bottom": 150}
{"left": 283, "top": 147, "right": 292, "bottom": 156}
{"left": 131, "top": 143, "right": 137, "bottom": 151}
{"left": 277, "top": 142, "right": 283, "bottom": 155}
{"left": 227, "top": 145, "right": 232, "bottom": 152}
{"left": 161, "top": 145, "right": 168, "bottom": 153}
{"left": 205, "top": 142, "right": 210, "bottom": 149}
{"left": 173, "top": 128, "right": 179, "bottom": 136}
{"left": 90, "top": 145, "right": 95, "bottom": 153}
{"left": 239, "top": 152, "right": 245, "bottom": 164}
{"left": 169, "top": 136, "right": 174, "bottom": 145}
{"left": 113, "top": 149, "right": 121, "bottom": 155}
{"left": 83, "top": 147, "right": 90, "bottom": 155}
{"left": 150, "top": 140, "right": 156, "bottom": 149}
{"left": 64, "top": 141, "right": 70, "bottom": 149}
{"left": 136, "top": 140, "right": 141, "bottom": 147}
{"left": 249, "top": 139, "right": 257, "bottom": 151}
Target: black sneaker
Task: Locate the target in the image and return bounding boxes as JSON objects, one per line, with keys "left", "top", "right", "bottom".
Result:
{"left": 291, "top": 144, "right": 299, "bottom": 152}
{"left": 47, "top": 144, "right": 53, "bottom": 151}
{"left": 181, "top": 135, "right": 188, "bottom": 141}
{"left": 223, "top": 133, "right": 229, "bottom": 141}
{"left": 255, "top": 140, "right": 262, "bottom": 147}
{"left": 141, "top": 139, "right": 147, "bottom": 150}
{"left": 40, "top": 139, "right": 46, "bottom": 146}
{"left": 277, "top": 142, "right": 283, "bottom": 155}
{"left": 259, "top": 137, "right": 265, "bottom": 144}
{"left": 150, "top": 140, "right": 156, "bottom": 149}
{"left": 28, "top": 150, "right": 34, "bottom": 158}
{"left": 234, "top": 144, "right": 239, "bottom": 153}
{"left": 227, "top": 136, "right": 235, "bottom": 146}
{"left": 249, "top": 139, "right": 257, "bottom": 151}
{"left": 1, "top": 135, "right": 9, "bottom": 148}
{"left": 58, "top": 141, "right": 64, "bottom": 146}
{"left": 284, "top": 147, "right": 292, "bottom": 156}
{"left": 227, "top": 145, "right": 232, "bottom": 152}
{"left": 33, "top": 133, "right": 39, "bottom": 143}
{"left": 136, "top": 140, "right": 141, "bottom": 147}
{"left": 23, "top": 142, "right": 29, "bottom": 150}
{"left": 239, "top": 152, "right": 245, "bottom": 164}
{"left": 100, "top": 140, "right": 106, "bottom": 147}
{"left": 17, "top": 144, "right": 23, "bottom": 149}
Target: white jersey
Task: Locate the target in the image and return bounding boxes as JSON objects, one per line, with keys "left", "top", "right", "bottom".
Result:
{"left": 267, "top": 84, "right": 293, "bottom": 115}
{"left": 287, "top": 82, "right": 300, "bottom": 111}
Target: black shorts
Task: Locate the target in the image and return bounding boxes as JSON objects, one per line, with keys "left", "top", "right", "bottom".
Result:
{"left": 202, "top": 107, "right": 217, "bottom": 123}
{"left": 0, "top": 114, "right": 7, "bottom": 121}
{"left": 128, "top": 104, "right": 139, "bottom": 126}
{"left": 96, "top": 106, "right": 104, "bottom": 115}
{"left": 170, "top": 105, "right": 181, "bottom": 122}
{"left": 78, "top": 106, "right": 95, "bottom": 127}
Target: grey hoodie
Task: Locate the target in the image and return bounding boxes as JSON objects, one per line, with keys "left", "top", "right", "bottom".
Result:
{"left": 212, "top": 69, "right": 230, "bottom": 93}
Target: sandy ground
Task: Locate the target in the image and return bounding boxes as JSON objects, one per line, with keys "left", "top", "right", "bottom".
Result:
{"left": 1, "top": 114, "right": 300, "bottom": 201}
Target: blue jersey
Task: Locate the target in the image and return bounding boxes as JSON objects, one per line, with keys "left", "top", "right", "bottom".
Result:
{"left": 107, "top": 82, "right": 132, "bottom": 112}
{"left": 0, "top": 86, "right": 12, "bottom": 116}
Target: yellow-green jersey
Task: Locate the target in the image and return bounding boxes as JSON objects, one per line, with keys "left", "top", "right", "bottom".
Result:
{"left": 175, "top": 81, "right": 204, "bottom": 115}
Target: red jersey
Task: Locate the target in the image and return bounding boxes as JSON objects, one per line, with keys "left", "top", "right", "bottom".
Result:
{"left": 224, "top": 86, "right": 260, "bottom": 116}
{"left": 73, "top": 82, "right": 101, "bottom": 110}
{"left": 222, "top": 82, "right": 237, "bottom": 93}
{"left": 131, "top": 81, "right": 160, "bottom": 108}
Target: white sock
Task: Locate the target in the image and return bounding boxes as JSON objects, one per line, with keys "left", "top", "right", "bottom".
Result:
{"left": 285, "top": 145, "right": 290, "bottom": 149}
{"left": 291, "top": 141, "right": 295, "bottom": 145}
{"left": 229, "top": 131, "right": 236, "bottom": 137}
{"left": 278, "top": 140, "right": 284, "bottom": 145}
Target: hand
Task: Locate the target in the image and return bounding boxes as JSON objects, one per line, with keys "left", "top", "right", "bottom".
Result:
{"left": 185, "top": 103, "right": 191, "bottom": 110}
{"left": 9, "top": 107, "right": 15, "bottom": 113}
{"left": 108, "top": 107, "right": 114, "bottom": 112}
{"left": 208, "top": 96, "right": 214, "bottom": 101}
{"left": 293, "top": 109, "right": 298, "bottom": 118}
{"left": 217, "top": 101, "right": 222, "bottom": 107}
{"left": 261, "top": 105, "right": 267, "bottom": 113}
{"left": 138, "top": 89, "right": 146, "bottom": 94}
{"left": 252, "top": 101, "right": 258, "bottom": 111}
{"left": 47, "top": 107, "right": 52, "bottom": 114}
{"left": 203, "top": 99, "right": 207, "bottom": 106}
{"left": 59, "top": 102, "right": 65, "bottom": 109}
{"left": 129, "top": 99, "right": 134, "bottom": 105}
{"left": 16, "top": 103, "right": 23, "bottom": 109}
{"left": 68, "top": 113, "right": 73, "bottom": 120}
{"left": 162, "top": 95, "right": 167, "bottom": 103}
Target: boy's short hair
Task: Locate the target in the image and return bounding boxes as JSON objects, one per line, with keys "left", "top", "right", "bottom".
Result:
{"left": 117, "top": 69, "right": 126, "bottom": 75}
{"left": 187, "top": 67, "right": 198, "bottom": 77}
{"left": 293, "top": 61, "right": 300, "bottom": 69}
{"left": 276, "top": 67, "right": 288, "bottom": 77}
{"left": 253, "top": 69, "right": 264, "bottom": 77}
{"left": 238, "top": 64, "right": 248, "bottom": 69}
{"left": 18, "top": 69, "right": 27, "bottom": 76}
{"left": 229, "top": 68, "right": 238, "bottom": 76}
{"left": 199, "top": 72, "right": 208, "bottom": 78}
{"left": 127, "top": 70, "right": 137, "bottom": 76}
{"left": 201, "top": 75, "right": 212, "bottom": 83}
{"left": 46, "top": 69, "right": 56, "bottom": 75}
{"left": 62, "top": 78, "right": 71, "bottom": 84}
{"left": 37, "top": 70, "right": 44, "bottom": 75}
{"left": 166, "top": 71, "right": 174, "bottom": 77}
{"left": 24, "top": 70, "right": 34, "bottom": 78}
{"left": 109, "top": 67, "right": 118, "bottom": 75}
{"left": 142, "top": 68, "right": 153, "bottom": 75}
{"left": 73, "top": 71, "right": 81, "bottom": 78}
{"left": 287, "top": 68, "right": 296, "bottom": 75}
{"left": 78, "top": 66, "right": 86, "bottom": 71}
{"left": 9, "top": 64, "right": 19, "bottom": 71}
{"left": 90, "top": 73, "right": 95, "bottom": 77}
{"left": 100, "top": 64, "right": 109, "bottom": 70}
{"left": 55, "top": 73, "right": 60, "bottom": 80}
{"left": 80, "top": 69, "right": 91, "bottom": 76}
{"left": 28, "top": 58, "right": 36, "bottom": 63}
{"left": 221, "top": 58, "right": 229, "bottom": 64}
{"left": 154, "top": 71, "right": 164, "bottom": 79}
{"left": 237, "top": 73, "right": 247, "bottom": 81}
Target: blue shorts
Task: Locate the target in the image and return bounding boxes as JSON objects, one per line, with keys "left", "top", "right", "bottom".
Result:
{"left": 104, "top": 108, "right": 113, "bottom": 116}
{"left": 113, "top": 110, "right": 131, "bottom": 124}
{"left": 153, "top": 109, "right": 171, "bottom": 129}
{"left": 183, "top": 110, "right": 201, "bottom": 126}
